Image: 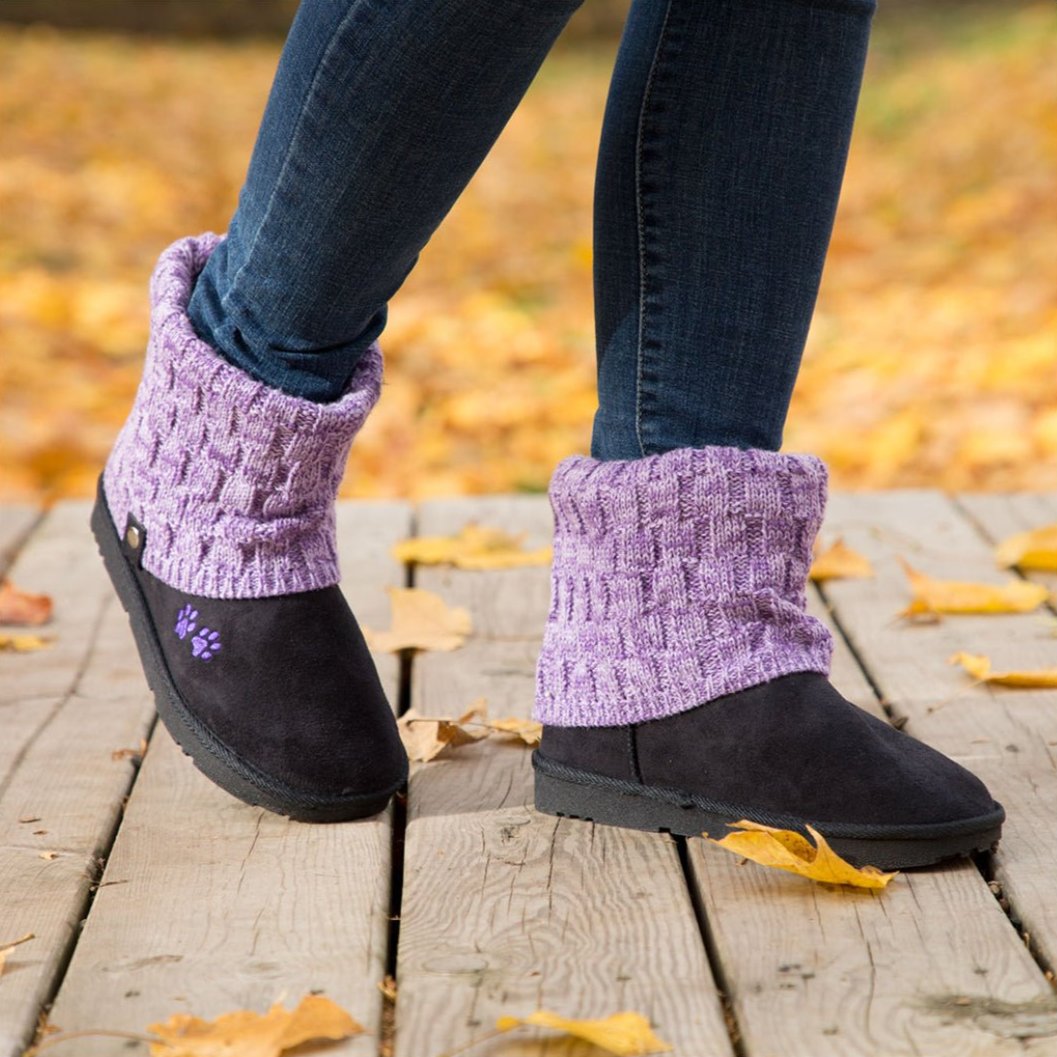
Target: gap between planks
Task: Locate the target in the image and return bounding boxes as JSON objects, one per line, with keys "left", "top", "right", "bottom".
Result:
{"left": 3, "top": 501, "right": 412, "bottom": 1057}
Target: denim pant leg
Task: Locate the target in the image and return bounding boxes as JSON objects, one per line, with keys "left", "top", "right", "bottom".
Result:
{"left": 591, "top": 0, "right": 876, "bottom": 459}
{"left": 188, "top": 0, "right": 584, "bottom": 402}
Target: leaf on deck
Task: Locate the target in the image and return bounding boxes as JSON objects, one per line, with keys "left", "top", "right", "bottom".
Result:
{"left": 398, "top": 701, "right": 543, "bottom": 761}
{"left": 0, "top": 579, "right": 53, "bottom": 625}
{"left": 0, "top": 933, "right": 35, "bottom": 977}
{"left": 486, "top": 716, "right": 543, "bottom": 746}
{"left": 707, "top": 820, "right": 898, "bottom": 889}
{"left": 362, "top": 587, "right": 472, "bottom": 653}
{"left": 995, "top": 523, "right": 1057, "bottom": 572}
{"left": 392, "top": 523, "right": 551, "bottom": 570}
{"left": 398, "top": 701, "right": 491, "bottom": 763}
{"left": 809, "top": 538, "right": 874, "bottom": 581}
{"left": 949, "top": 651, "right": 1057, "bottom": 689}
{"left": 0, "top": 633, "right": 52, "bottom": 652}
{"left": 147, "top": 994, "right": 362, "bottom": 1057}
{"left": 496, "top": 1009, "right": 672, "bottom": 1056}
{"left": 897, "top": 557, "right": 1049, "bottom": 619}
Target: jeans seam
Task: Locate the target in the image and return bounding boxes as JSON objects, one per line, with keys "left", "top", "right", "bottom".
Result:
{"left": 633, "top": 0, "right": 675, "bottom": 459}
{"left": 225, "top": 0, "right": 371, "bottom": 320}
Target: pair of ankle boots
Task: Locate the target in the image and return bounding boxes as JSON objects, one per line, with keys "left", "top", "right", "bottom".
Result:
{"left": 93, "top": 234, "right": 1004, "bottom": 867}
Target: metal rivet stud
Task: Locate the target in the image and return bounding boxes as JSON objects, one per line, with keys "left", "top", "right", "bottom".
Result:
{"left": 125, "top": 525, "right": 141, "bottom": 550}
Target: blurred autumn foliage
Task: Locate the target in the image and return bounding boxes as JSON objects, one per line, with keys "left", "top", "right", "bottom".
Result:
{"left": 0, "top": 3, "right": 1054, "bottom": 502}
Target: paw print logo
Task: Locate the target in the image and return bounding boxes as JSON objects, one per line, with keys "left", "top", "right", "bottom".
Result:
{"left": 175, "top": 604, "right": 198, "bottom": 640}
{"left": 191, "top": 628, "right": 222, "bottom": 661}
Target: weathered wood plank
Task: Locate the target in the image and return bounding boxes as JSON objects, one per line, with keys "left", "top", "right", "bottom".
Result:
{"left": 40, "top": 500, "right": 412, "bottom": 1054}
{"left": 0, "top": 503, "right": 156, "bottom": 1057}
{"left": 394, "top": 496, "right": 734, "bottom": 1057}
{"left": 817, "top": 490, "right": 1057, "bottom": 1024}
{"left": 0, "top": 505, "right": 39, "bottom": 580}
{"left": 685, "top": 587, "right": 1057, "bottom": 1057}
{"left": 956, "top": 492, "right": 1057, "bottom": 599}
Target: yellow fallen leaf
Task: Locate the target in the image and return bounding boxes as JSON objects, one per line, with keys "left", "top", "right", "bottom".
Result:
{"left": 948, "top": 651, "right": 1057, "bottom": 688}
{"left": 0, "top": 579, "right": 53, "bottom": 625}
{"left": 707, "top": 820, "right": 897, "bottom": 889}
{"left": 0, "top": 634, "right": 52, "bottom": 653}
{"left": 898, "top": 558, "right": 1049, "bottom": 618}
{"left": 0, "top": 933, "right": 34, "bottom": 977}
{"left": 363, "top": 587, "right": 472, "bottom": 652}
{"left": 809, "top": 538, "right": 874, "bottom": 581}
{"left": 995, "top": 523, "right": 1057, "bottom": 571}
{"left": 496, "top": 1010, "right": 671, "bottom": 1056}
{"left": 398, "top": 701, "right": 490, "bottom": 763}
{"left": 993, "top": 522, "right": 1057, "bottom": 570}
{"left": 392, "top": 523, "right": 551, "bottom": 570}
{"left": 486, "top": 717, "right": 543, "bottom": 746}
{"left": 148, "top": 994, "right": 362, "bottom": 1057}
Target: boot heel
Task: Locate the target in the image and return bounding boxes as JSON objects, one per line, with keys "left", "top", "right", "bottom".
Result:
{"left": 533, "top": 752, "right": 706, "bottom": 836}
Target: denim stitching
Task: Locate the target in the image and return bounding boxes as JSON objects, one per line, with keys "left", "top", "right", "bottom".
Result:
{"left": 224, "top": 0, "right": 374, "bottom": 329}
{"left": 633, "top": 0, "right": 675, "bottom": 458}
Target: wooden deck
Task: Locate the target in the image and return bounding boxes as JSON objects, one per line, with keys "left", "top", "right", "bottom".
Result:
{"left": 2, "top": 491, "right": 1057, "bottom": 1057}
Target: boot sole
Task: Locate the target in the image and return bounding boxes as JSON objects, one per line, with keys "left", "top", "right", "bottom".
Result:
{"left": 91, "top": 476, "right": 404, "bottom": 823}
{"left": 533, "top": 751, "right": 1003, "bottom": 870}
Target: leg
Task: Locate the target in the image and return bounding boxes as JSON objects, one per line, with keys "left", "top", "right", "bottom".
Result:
{"left": 188, "top": 0, "right": 584, "bottom": 402}
{"left": 534, "top": 0, "right": 1004, "bottom": 868}
{"left": 592, "top": 0, "right": 873, "bottom": 459}
{"left": 96, "top": 0, "right": 583, "bottom": 820}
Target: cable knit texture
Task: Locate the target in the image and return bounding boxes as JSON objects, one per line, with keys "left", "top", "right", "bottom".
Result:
{"left": 534, "top": 445, "right": 834, "bottom": 726}
{"left": 102, "top": 232, "right": 383, "bottom": 599}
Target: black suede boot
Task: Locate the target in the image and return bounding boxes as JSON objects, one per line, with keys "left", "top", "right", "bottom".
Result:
{"left": 534, "top": 672, "right": 1004, "bottom": 869}
{"left": 93, "top": 234, "right": 406, "bottom": 821}
{"left": 532, "top": 447, "right": 1004, "bottom": 869}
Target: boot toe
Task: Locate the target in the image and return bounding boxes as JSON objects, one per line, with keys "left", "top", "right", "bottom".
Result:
{"left": 137, "top": 570, "right": 408, "bottom": 818}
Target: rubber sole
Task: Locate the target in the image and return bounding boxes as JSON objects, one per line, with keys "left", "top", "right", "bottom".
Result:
{"left": 533, "top": 751, "right": 1003, "bottom": 870}
{"left": 90, "top": 477, "right": 404, "bottom": 823}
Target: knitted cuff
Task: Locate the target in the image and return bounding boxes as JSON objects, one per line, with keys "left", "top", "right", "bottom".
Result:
{"left": 534, "top": 445, "right": 834, "bottom": 727}
{"left": 102, "top": 232, "right": 383, "bottom": 599}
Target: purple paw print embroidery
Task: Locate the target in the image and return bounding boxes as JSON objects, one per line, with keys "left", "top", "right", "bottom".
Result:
{"left": 191, "top": 628, "right": 222, "bottom": 661}
{"left": 174, "top": 604, "right": 197, "bottom": 640}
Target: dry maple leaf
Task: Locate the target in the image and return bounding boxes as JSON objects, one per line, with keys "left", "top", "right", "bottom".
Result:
{"left": 0, "top": 579, "right": 53, "bottom": 625}
{"left": 948, "top": 651, "right": 1057, "bottom": 689}
{"left": 496, "top": 1010, "right": 672, "bottom": 1056}
{"left": 0, "top": 933, "right": 34, "bottom": 977}
{"left": 486, "top": 717, "right": 543, "bottom": 746}
{"left": 0, "top": 633, "right": 52, "bottom": 653}
{"left": 148, "top": 994, "right": 362, "bottom": 1057}
{"left": 809, "top": 538, "right": 873, "bottom": 581}
{"left": 392, "top": 523, "right": 551, "bottom": 570}
{"left": 707, "top": 820, "right": 897, "bottom": 889}
{"left": 995, "top": 523, "right": 1057, "bottom": 572}
{"left": 398, "top": 701, "right": 490, "bottom": 763}
{"left": 363, "top": 587, "right": 472, "bottom": 653}
{"left": 897, "top": 557, "right": 1049, "bottom": 618}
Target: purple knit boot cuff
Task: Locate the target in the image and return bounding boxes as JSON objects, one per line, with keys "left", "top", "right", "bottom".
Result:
{"left": 533, "top": 445, "right": 834, "bottom": 727}
{"left": 102, "top": 232, "right": 383, "bottom": 599}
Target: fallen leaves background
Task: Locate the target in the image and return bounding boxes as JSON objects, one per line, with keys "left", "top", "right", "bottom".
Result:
{"left": 0, "top": 3, "right": 1053, "bottom": 501}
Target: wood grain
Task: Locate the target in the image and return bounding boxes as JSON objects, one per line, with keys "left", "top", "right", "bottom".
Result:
{"left": 39, "top": 500, "right": 412, "bottom": 1055}
{"left": 0, "top": 503, "right": 156, "bottom": 1057}
{"left": 685, "top": 587, "right": 1057, "bottom": 1057}
{"left": 393, "top": 496, "right": 734, "bottom": 1057}
{"left": 816, "top": 489, "right": 1057, "bottom": 1043}
{"left": 0, "top": 504, "right": 39, "bottom": 580}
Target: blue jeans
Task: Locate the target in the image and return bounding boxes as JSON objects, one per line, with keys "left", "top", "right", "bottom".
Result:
{"left": 188, "top": 0, "right": 875, "bottom": 457}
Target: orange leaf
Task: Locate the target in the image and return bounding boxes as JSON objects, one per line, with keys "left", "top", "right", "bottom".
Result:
{"left": 0, "top": 579, "right": 52, "bottom": 625}
{"left": 148, "top": 994, "right": 362, "bottom": 1057}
